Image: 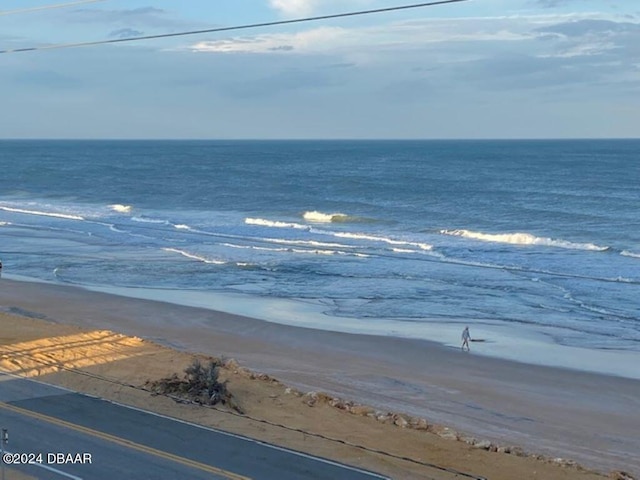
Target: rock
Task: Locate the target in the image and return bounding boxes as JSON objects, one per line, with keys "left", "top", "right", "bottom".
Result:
{"left": 376, "top": 413, "right": 393, "bottom": 424}
{"left": 435, "top": 427, "right": 459, "bottom": 441}
{"left": 284, "top": 387, "right": 302, "bottom": 396}
{"left": 257, "top": 373, "right": 276, "bottom": 382}
{"left": 303, "top": 391, "right": 318, "bottom": 407}
{"left": 224, "top": 358, "right": 240, "bottom": 371}
{"left": 511, "top": 447, "right": 527, "bottom": 457}
{"left": 609, "top": 471, "right": 636, "bottom": 480}
{"left": 552, "top": 458, "right": 578, "bottom": 468}
{"left": 393, "top": 414, "right": 409, "bottom": 428}
{"left": 302, "top": 391, "right": 332, "bottom": 406}
{"left": 411, "top": 418, "right": 429, "bottom": 430}
{"left": 461, "top": 436, "right": 477, "bottom": 445}
{"left": 348, "top": 405, "right": 375, "bottom": 416}
{"left": 473, "top": 440, "right": 492, "bottom": 450}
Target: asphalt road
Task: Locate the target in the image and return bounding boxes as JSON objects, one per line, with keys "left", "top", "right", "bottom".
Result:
{"left": 0, "top": 373, "right": 390, "bottom": 480}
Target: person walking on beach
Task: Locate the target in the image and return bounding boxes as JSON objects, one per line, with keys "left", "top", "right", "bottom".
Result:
{"left": 461, "top": 326, "right": 471, "bottom": 351}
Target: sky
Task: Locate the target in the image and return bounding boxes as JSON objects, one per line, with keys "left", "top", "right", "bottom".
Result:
{"left": 1, "top": 0, "right": 639, "bottom": 139}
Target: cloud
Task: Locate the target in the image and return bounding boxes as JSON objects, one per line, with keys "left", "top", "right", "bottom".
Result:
{"left": 188, "top": 15, "right": 538, "bottom": 57}
{"left": 534, "top": 18, "right": 640, "bottom": 59}
{"left": 190, "top": 26, "right": 349, "bottom": 54}
{"left": 269, "top": 0, "right": 319, "bottom": 16}
{"left": 268, "top": 0, "right": 372, "bottom": 17}
{"left": 3, "top": 5, "right": 639, "bottom": 139}
{"left": 537, "top": 18, "right": 640, "bottom": 37}
{"left": 534, "top": 0, "right": 587, "bottom": 7}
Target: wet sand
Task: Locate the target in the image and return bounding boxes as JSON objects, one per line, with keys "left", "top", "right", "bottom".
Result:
{"left": 1, "top": 277, "right": 639, "bottom": 476}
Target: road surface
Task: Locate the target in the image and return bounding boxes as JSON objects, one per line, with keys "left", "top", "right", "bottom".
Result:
{"left": 0, "top": 373, "right": 390, "bottom": 480}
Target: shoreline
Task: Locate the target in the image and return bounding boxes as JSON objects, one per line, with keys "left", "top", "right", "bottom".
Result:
{"left": 1, "top": 276, "right": 639, "bottom": 476}
{"left": 7, "top": 273, "right": 640, "bottom": 381}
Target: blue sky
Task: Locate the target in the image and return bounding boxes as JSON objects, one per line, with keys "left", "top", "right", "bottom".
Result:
{"left": 1, "top": 0, "right": 639, "bottom": 139}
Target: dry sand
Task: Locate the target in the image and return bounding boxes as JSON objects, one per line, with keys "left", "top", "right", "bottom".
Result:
{"left": 1, "top": 278, "right": 639, "bottom": 480}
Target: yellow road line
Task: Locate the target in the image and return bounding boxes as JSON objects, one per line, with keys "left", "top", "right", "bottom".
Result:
{"left": 0, "top": 402, "right": 251, "bottom": 480}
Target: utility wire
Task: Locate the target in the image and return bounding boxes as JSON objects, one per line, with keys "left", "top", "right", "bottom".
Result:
{"left": 0, "top": 0, "right": 469, "bottom": 54}
{"left": 0, "top": 0, "right": 107, "bottom": 17}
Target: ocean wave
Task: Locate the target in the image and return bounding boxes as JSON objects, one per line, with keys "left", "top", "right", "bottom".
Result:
{"left": 303, "top": 210, "right": 349, "bottom": 223}
{"left": 109, "top": 204, "right": 132, "bottom": 213}
{"left": 0, "top": 222, "right": 9, "bottom": 226}
{"left": 221, "top": 242, "right": 290, "bottom": 253}
{"left": 245, "top": 217, "right": 309, "bottom": 230}
{"left": 221, "top": 242, "right": 367, "bottom": 257}
{"left": 440, "top": 229, "right": 608, "bottom": 251}
{"left": 0, "top": 206, "right": 84, "bottom": 221}
{"left": 621, "top": 250, "right": 640, "bottom": 259}
{"left": 267, "top": 238, "right": 355, "bottom": 249}
{"left": 162, "top": 248, "right": 225, "bottom": 264}
{"left": 303, "top": 210, "right": 376, "bottom": 223}
{"left": 131, "top": 216, "right": 168, "bottom": 225}
{"left": 333, "top": 232, "right": 433, "bottom": 251}
{"left": 304, "top": 210, "right": 374, "bottom": 223}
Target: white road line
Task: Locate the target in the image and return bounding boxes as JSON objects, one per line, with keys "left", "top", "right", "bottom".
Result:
{"left": 1, "top": 371, "right": 389, "bottom": 479}
{"left": 108, "top": 399, "right": 390, "bottom": 479}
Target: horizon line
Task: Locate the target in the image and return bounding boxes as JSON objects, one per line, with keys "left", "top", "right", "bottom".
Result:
{"left": 1, "top": 137, "right": 639, "bottom": 142}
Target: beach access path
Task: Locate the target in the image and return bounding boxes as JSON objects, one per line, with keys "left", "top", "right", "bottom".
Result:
{"left": 1, "top": 278, "right": 639, "bottom": 476}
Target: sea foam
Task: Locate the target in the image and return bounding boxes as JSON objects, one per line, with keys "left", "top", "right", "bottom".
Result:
{"left": 132, "top": 216, "right": 168, "bottom": 224}
{"left": 109, "top": 204, "right": 132, "bottom": 213}
{"left": 441, "top": 229, "right": 608, "bottom": 251}
{"left": 267, "top": 238, "right": 354, "bottom": 249}
{"left": 303, "top": 211, "right": 349, "bottom": 223}
{"left": 245, "top": 217, "right": 309, "bottom": 230}
{"left": 333, "top": 231, "right": 433, "bottom": 251}
{"left": 0, "top": 206, "right": 84, "bottom": 221}
{"left": 163, "top": 248, "right": 225, "bottom": 264}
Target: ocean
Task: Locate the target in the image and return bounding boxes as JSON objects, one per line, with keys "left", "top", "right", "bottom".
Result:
{"left": 1, "top": 140, "right": 639, "bottom": 368}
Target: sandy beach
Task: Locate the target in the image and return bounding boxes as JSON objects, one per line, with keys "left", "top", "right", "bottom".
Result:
{"left": 1, "top": 277, "right": 638, "bottom": 479}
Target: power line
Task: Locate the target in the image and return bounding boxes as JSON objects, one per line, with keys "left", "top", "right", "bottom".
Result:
{"left": 0, "top": 0, "right": 469, "bottom": 54}
{"left": 0, "top": 0, "right": 107, "bottom": 17}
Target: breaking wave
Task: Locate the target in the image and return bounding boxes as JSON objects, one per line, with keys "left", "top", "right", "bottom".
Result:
{"left": 440, "top": 229, "right": 608, "bottom": 251}
{"left": 302, "top": 210, "right": 370, "bottom": 223}
{"left": 621, "top": 250, "right": 640, "bottom": 259}
{"left": 245, "top": 217, "right": 432, "bottom": 251}
{"left": 162, "top": 248, "right": 226, "bottom": 264}
{"left": 109, "top": 204, "right": 132, "bottom": 213}
{"left": 333, "top": 232, "right": 432, "bottom": 251}
{"left": 303, "top": 211, "right": 349, "bottom": 223}
{"left": 245, "top": 217, "right": 309, "bottom": 230}
{"left": 0, "top": 206, "right": 84, "bottom": 221}
{"left": 267, "top": 238, "right": 354, "bottom": 249}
